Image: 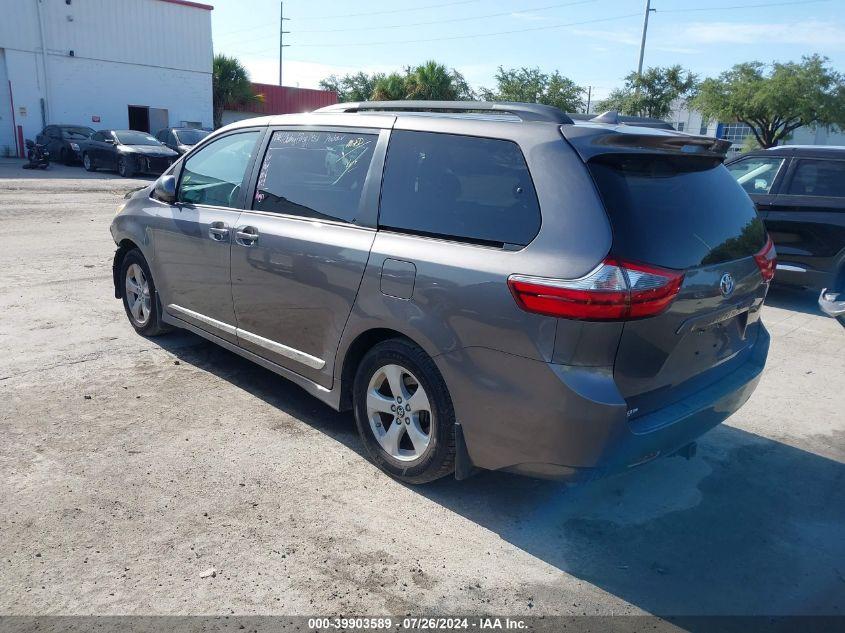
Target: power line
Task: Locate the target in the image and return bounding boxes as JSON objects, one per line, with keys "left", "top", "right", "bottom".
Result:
{"left": 237, "top": 11, "right": 642, "bottom": 53}
{"left": 293, "top": 0, "right": 485, "bottom": 20}
{"left": 294, "top": 0, "right": 597, "bottom": 34}
{"left": 659, "top": 0, "right": 830, "bottom": 13}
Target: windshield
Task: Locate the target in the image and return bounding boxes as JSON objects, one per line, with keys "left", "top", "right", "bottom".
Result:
{"left": 62, "top": 127, "right": 95, "bottom": 140}
{"left": 115, "top": 131, "right": 161, "bottom": 146}
{"left": 174, "top": 129, "right": 210, "bottom": 145}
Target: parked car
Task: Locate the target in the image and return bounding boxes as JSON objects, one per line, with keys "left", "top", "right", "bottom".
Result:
{"left": 81, "top": 130, "right": 178, "bottom": 177}
{"left": 726, "top": 146, "right": 845, "bottom": 290}
{"left": 110, "top": 101, "right": 773, "bottom": 484}
{"left": 155, "top": 127, "right": 210, "bottom": 155}
{"left": 36, "top": 124, "right": 94, "bottom": 164}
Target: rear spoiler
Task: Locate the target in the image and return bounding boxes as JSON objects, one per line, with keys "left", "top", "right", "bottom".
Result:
{"left": 561, "top": 123, "right": 732, "bottom": 162}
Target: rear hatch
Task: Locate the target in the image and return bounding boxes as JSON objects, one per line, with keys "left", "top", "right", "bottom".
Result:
{"left": 564, "top": 125, "right": 772, "bottom": 418}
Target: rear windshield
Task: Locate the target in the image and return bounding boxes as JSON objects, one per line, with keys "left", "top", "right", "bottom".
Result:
{"left": 588, "top": 155, "right": 766, "bottom": 270}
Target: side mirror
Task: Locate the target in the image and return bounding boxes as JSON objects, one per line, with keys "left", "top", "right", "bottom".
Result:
{"left": 104, "top": 138, "right": 116, "bottom": 145}
{"left": 153, "top": 175, "right": 177, "bottom": 204}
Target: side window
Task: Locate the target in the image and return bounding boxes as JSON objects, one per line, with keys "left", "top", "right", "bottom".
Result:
{"left": 252, "top": 130, "right": 378, "bottom": 223}
{"left": 379, "top": 131, "right": 541, "bottom": 247}
{"left": 786, "top": 159, "right": 845, "bottom": 198}
{"left": 725, "top": 156, "right": 785, "bottom": 194}
{"left": 178, "top": 131, "right": 260, "bottom": 207}
{"left": 92, "top": 131, "right": 105, "bottom": 142}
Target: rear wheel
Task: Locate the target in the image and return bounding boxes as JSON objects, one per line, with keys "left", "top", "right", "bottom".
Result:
{"left": 82, "top": 153, "right": 96, "bottom": 172}
{"left": 119, "top": 249, "right": 170, "bottom": 336}
{"left": 353, "top": 339, "right": 455, "bottom": 484}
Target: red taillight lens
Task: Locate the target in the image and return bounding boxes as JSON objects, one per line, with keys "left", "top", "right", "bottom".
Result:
{"left": 508, "top": 258, "right": 684, "bottom": 321}
{"left": 754, "top": 236, "right": 776, "bottom": 282}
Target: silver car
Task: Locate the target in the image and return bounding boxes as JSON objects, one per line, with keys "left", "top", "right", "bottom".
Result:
{"left": 110, "top": 101, "right": 774, "bottom": 484}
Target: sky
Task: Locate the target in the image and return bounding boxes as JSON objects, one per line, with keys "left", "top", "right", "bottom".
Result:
{"left": 209, "top": 0, "right": 845, "bottom": 103}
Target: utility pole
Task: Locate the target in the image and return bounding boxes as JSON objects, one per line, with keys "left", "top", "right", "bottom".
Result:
{"left": 279, "top": 1, "right": 290, "bottom": 86}
{"left": 586, "top": 86, "right": 592, "bottom": 114}
{"left": 637, "top": 0, "right": 655, "bottom": 78}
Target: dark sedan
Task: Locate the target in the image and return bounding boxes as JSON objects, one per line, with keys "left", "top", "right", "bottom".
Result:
{"left": 155, "top": 127, "right": 210, "bottom": 155}
{"left": 36, "top": 125, "right": 95, "bottom": 164}
{"left": 81, "top": 130, "right": 178, "bottom": 177}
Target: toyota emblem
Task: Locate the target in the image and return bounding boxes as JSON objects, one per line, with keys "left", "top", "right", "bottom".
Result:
{"left": 720, "top": 273, "right": 735, "bottom": 297}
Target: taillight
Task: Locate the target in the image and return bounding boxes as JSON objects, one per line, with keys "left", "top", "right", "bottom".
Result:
{"left": 754, "top": 236, "right": 776, "bottom": 282}
{"left": 508, "top": 258, "right": 684, "bottom": 321}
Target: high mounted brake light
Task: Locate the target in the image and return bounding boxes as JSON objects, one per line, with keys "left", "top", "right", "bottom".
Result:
{"left": 508, "top": 258, "right": 684, "bottom": 321}
{"left": 754, "top": 237, "right": 776, "bottom": 282}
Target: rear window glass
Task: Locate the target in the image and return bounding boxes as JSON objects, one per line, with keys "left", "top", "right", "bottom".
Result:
{"left": 786, "top": 159, "right": 845, "bottom": 197}
{"left": 379, "top": 131, "right": 541, "bottom": 247}
{"left": 589, "top": 155, "right": 766, "bottom": 269}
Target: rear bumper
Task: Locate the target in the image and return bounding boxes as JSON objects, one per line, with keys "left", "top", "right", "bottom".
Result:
{"left": 437, "top": 326, "right": 769, "bottom": 482}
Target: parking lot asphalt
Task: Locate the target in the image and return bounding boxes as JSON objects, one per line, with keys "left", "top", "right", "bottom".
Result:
{"left": 1, "top": 158, "right": 843, "bottom": 617}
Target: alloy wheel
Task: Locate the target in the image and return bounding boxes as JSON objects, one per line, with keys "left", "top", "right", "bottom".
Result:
{"left": 366, "top": 364, "right": 433, "bottom": 462}
{"left": 125, "top": 263, "right": 151, "bottom": 326}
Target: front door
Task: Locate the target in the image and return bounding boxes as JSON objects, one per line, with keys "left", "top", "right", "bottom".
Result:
{"left": 152, "top": 128, "right": 263, "bottom": 343}
{"left": 230, "top": 127, "right": 387, "bottom": 387}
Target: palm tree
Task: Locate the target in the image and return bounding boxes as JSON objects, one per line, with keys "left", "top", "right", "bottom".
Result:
{"left": 405, "top": 61, "right": 458, "bottom": 101}
{"left": 371, "top": 72, "right": 408, "bottom": 101}
{"left": 212, "top": 54, "right": 263, "bottom": 129}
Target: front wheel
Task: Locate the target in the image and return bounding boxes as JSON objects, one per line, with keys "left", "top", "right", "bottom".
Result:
{"left": 82, "top": 153, "right": 96, "bottom": 172}
{"left": 353, "top": 339, "right": 456, "bottom": 484}
{"left": 117, "top": 156, "right": 135, "bottom": 178}
{"left": 119, "top": 249, "right": 170, "bottom": 336}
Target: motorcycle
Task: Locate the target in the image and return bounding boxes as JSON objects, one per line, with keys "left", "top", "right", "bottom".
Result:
{"left": 22, "top": 139, "right": 50, "bottom": 169}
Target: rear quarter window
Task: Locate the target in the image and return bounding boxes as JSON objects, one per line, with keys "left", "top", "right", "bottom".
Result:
{"left": 379, "top": 130, "right": 541, "bottom": 247}
{"left": 588, "top": 155, "right": 766, "bottom": 270}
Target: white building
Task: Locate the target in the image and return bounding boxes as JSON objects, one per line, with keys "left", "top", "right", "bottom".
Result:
{"left": 0, "top": 0, "right": 213, "bottom": 157}
{"left": 669, "top": 104, "right": 845, "bottom": 157}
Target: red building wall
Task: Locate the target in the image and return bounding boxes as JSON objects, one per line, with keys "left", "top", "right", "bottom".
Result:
{"left": 228, "top": 83, "right": 338, "bottom": 115}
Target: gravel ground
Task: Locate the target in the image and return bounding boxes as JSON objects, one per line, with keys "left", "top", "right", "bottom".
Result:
{"left": 1, "top": 159, "right": 843, "bottom": 618}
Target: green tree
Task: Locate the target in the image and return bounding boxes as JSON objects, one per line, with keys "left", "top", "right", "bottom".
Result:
{"left": 319, "top": 71, "right": 382, "bottom": 103}
{"left": 371, "top": 72, "right": 408, "bottom": 101}
{"left": 480, "top": 66, "right": 585, "bottom": 112}
{"left": 596, "top": 65, "right": 698, "bottom": 119}
{"left": 212, "top": 54, "right": 263, "bottom": 129}
{"left": 320, "top": 62, "right": 473, "bottom": 103}
{"left": 693, "top": 55, "right": 845, "bottom": 148}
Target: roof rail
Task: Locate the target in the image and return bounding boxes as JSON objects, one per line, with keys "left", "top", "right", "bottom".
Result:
{"left": 314, "top": 100, "right": 574, "bottom": 124}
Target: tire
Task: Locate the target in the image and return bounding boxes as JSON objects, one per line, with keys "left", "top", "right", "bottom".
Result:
{"left": 353, "top": 339, "right": 456, "bottom": 484}
{"left": 119, "top": 249, "right": 170, "bottom": 337}
{"left": 83, "top": 153, "right": 96, "bottom": 172}
{"left": 117, "top": 156, "right": 135, "bottom": 178}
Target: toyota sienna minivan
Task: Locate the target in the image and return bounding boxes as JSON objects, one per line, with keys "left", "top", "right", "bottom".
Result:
{"left": 110, "top": 101, "right": 774, "bottom": 484}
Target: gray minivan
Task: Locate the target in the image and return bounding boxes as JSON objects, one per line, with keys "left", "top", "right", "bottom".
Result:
{"left": 110, "top": 101, "right": 774, "bottom": 484}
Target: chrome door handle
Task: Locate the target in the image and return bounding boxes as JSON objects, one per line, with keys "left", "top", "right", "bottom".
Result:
{"left": 235, "top": 226, "right": 259, "bottom": 246}
{"left": 208, "top": 221, "right": 229, "bottom": 241}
